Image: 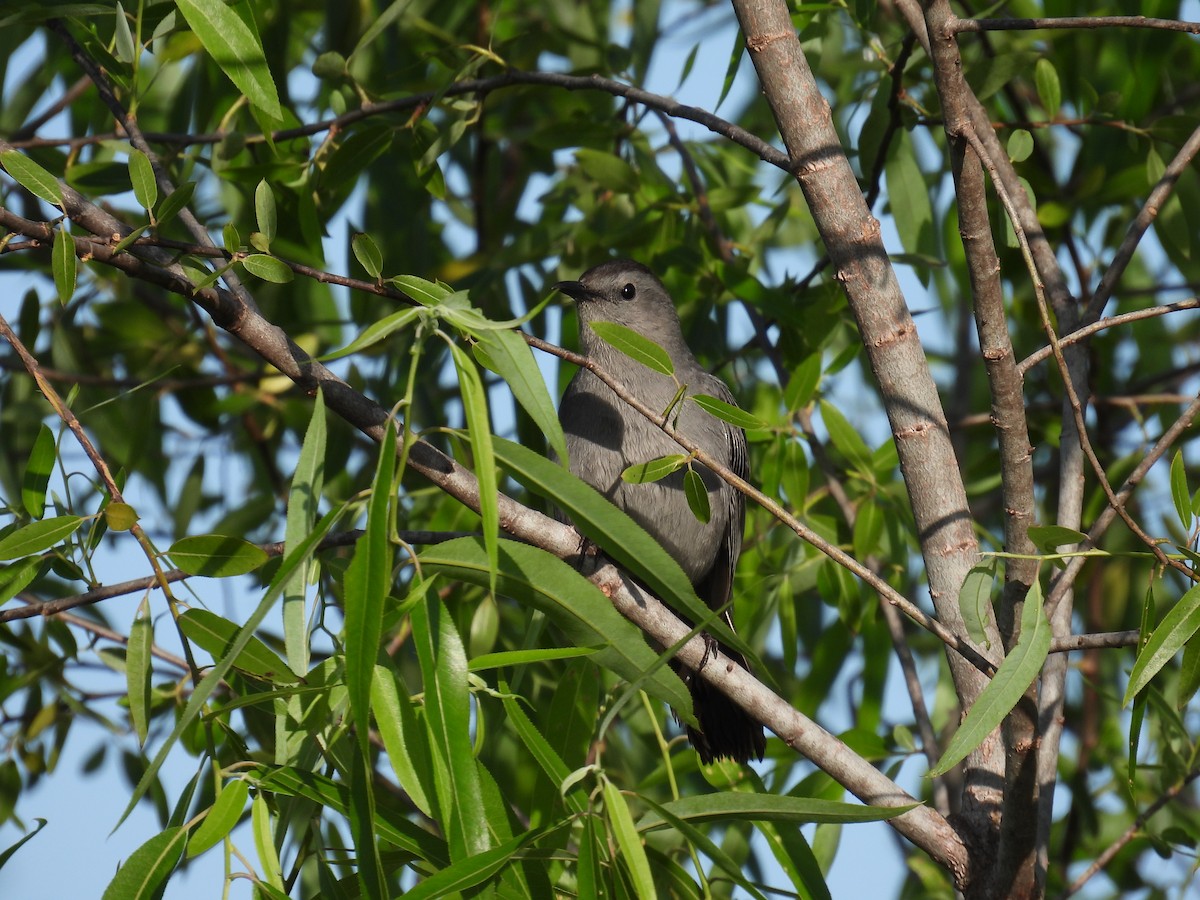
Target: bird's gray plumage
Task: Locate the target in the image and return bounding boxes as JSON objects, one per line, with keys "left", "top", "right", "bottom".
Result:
{"left": 555, "top": 259, "right": 765, "bottom": 764}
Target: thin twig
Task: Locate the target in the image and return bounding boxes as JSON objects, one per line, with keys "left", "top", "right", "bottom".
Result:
{"left": 1059, "top": 766, "right": 1200, "bottom": 898}
{"left": 951, "top": 15, "right": 1200, "bottom": 35}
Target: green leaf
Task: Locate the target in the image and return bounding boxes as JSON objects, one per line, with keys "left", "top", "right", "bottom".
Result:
{"left": 344, "top": 421, "right": 395, "bottom": 758}
{"left": 574, "top": 148, "right": 639, "bottom": 194}
{"left": 254, "top": 179, "right": 276, "bottom": 245}
{"left": 154, "top": 181, "right": 196, "bottom": 227}
{"left": 0, "top": 515, "right": 84, "bottom": 561}
{"left": 958, "top": 562, "right": 995, "bottom": 649}
{"left": 499, "top": 687, "right": 587, "bottom": 814}
{"left": 621, "top": 454, "right": 688, "bottom": 484}
{"left": 0, "top": 557, "right": 41, "bottom": 606}
{"left": 101, "top": 826, "right": 187, "bottom": 900}
{"left": 852, "top": 496, "right": 884, "bottom": 561}
{"left": 392, "top": 274, "right": 452, "bottom": 306}
{"left": 1124, "top": 583, "right": 1200, "bottom": 706}
{"left": 104, "top": 502, "right": 140, "bottom": 532}
{"left": 128, "top": 597, "right": 153, "bottom": 745}
{"left": 114, "top": 3, "right": 137, "bottom": 63}
{"left": 117, "top": 508, "right": 341, "bottom": 829}
{"left": 474, "top": 327, "right": 569, "bottom": 466}
{"left": 468, "top": 646, "right": 596, "bottom": 671}
{"left": 691, "top": 394, "right": 765, "bottom": 431}
{"left": 604, "top": 781, "right": 655, "bottom": 896}
{"left": 178, "top": 608, "right": 300, "bottom": 683}
{"left": 241, "top": 253, "right": 293, "bottom": 283}
{"left": 885, "top": 130, "right": 934, "bottom": 258}
{"left": 411, "top": 587, "right": 491, "bottom": 860}
{"left": 187, "top": 779, "right": 249, "bottom": 858}
{"left": 420, "top": 538, "right": 693, "bottom": 719}
{"left": 128, "top": 149, "right": 157, "bottom": 211}
{"left": 638, "top": 792, "right": 914, "bottom": 830}
{"left": 1035, "top": 58, "right": 1061, "bottom": 116}
{"left": 819, "top": 400, "right": 873, "bottom": 474}
{"left": 252, "top": 791, "right": 285, "bottom": 891}
{"left": 930, "top": 580, "right": 1050, "bottom": 776}
{"left": 0, "top": 818, "right": 47, "bottom": 871}
{"left": 1027, "top": 525, "right": 1087, "bottom": 553}
{"left": 371, "top": 665, "right": 435, "bottom": 818}
{"left": 52, "top": 225, "right": 77, "bottom": 304}
{"left": 324, "top": 308, "right": 420, "bottom": 360}
{"left": 683, "top": 468, "right": 711, "bottom": 524}
{"left": 587, "top": 321, "right": 674, "bottom": 376}
{"left": 20, "top": 423, "right": 55, "bottom": 520}
{"left": 167, "top": 534, "right": 268, "bottom": 577}
{"left": 447, "top": 339, "right": 499, "bottom": 590}
{"left": 785, "top": 354, "right": 822, "bottom": 411}
{"left": 491, "top": 437, "right": 749, "bottom": 659}
{"left": 1007, "top": 129, "right": 1034, "bottom": 163}
{"left": 1171, "top": 450, "right": 1192, "bottom": 530}
{"left": 351, "top": 232, "right": 383, "bottom": 279}
{"left": 400, "top": 831, "right": 538, "bottom": 900}
{"left": 0, "top": 150, "right": 61, "bottom": 205}
{"left": 173, "top": 0, "right": 282, "bottom": 119}
{"left": 282, "top": 390, "right": 326, "bottom": 675}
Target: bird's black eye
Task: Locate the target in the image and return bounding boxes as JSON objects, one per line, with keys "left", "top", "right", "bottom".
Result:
{"left": 620, "top": 283, "right": 636, "bottom": 300}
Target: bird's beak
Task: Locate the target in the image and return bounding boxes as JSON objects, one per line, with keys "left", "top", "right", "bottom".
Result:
{"left": 553, "top": 280, "right": 594, "bottom": 302}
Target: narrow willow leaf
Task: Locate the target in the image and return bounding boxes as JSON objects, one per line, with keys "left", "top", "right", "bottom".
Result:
{"left": 0, "top": 557, "right": 41, "bottom": 605}
{"left": 1129, "top": 584, "right": 1154, "bottom": 787}
{"left": 344, "top": 423, "right": 395, "bottom": 757}
{"left": 241, "top": 253, "right": 293, "bottom": 283}
{"left": 167, "top": 534, "right": 268, "bottom": 577}
{"left": 114, "top": 2, "right": 137, "bottom": 63}
{"left": 588, "top": 321, "right": 674, "bottom": 375}
{"left": 392, "top": 273, "right": 452, "bottom": 306}
{"left": 351, "top": 232, "right": 383, "bottom": 279}
{"left": 100, "top": 827, "right": 186, "bottom": 900}
{"left": 447, "top": 339, "right": 498, "bottom": 590}
{"left": 1170, "top": 450, "right": 1191, "bottom": 530}
{"left": 254, "top": 179, "right": 276, "bottom": 245}
{"left": 467, "top": 646, "right": 596, "bottom": 671}
{"left": 0, "top": 150, "right": 61, "bottom": 205}
{"left": 0, "top": 515, "right": 84, "bottom": 561}
{"left": 187, "top": 779, "right": 249, "bottom": 858}
{"left": 474, "top": 327, "right": 569, "bottom": 466}
{"left": 128, "top": 598, "right": 153, "bottom": 746}
{"left": 155, "top": 181, "right": 195, "bottom": 226}
{"left": 958, "top": 562, "right": 996, "bottom": 649}
{"left": 930, "top": 581, "right": 1050, "bottom": 776}
{"left": 621, "top": 454, "right": 688, "bottom": 484}
{"left": 52, "top": 226, "right": 76, "bottom": 304}
{"left": 128, "top": 149, "right": 157, "bottom": 210}
{"left": 1035, "top": 58, "right": 1061, "bottom": 116}
{"left": 819, "top": 400, "right": 872, "bottom": 473}
{"left": 499, "top": 688, "right": 588, "bottom": 814}
{"left": 411, "top": 588, "right": 490, "bottom": 860}
{"left": 252, "top": 792, "right": 284, "bottom": 890}
{"left": 683, "top": 468, "right": 711, "bottom": 524}
{"left": 691, "top": 393, "right": 765, "bottom": 430}
{"left": 1124, "top": 583, "right": 1200, "bottom": 706}
{"left": 324, "top": 308, "right": 419, "bottom": 360}
{"left": 1027, "top": 524, "right": 1087, "bottom": 553}
{"left": 173, "top": 0, "right": 282, "bottom": 119}
{"left": 638, "top": 793, "right": 915, "bottom": 829}
{"left": 20, "top": 423, "right": 55, "bottom": 519}
{"left": 282, "top": 390, "right": 325, "bottom": 675}
{"left": 0, "top": 818, "right": 47, "bottom": 871}
{"left": 885, "top": 130, "right": 934, "bottom": 258}
{"left": 179, "top": 609, "right": 299, "bottom": 683}
{"left": 604, "top": 781, "right": 655, "bottom": 896}
{"left": 400, "top": 832, "right": 537, "bottom": 900}
{"left": 371, "top": 665, "right": 435, "bottom": 818}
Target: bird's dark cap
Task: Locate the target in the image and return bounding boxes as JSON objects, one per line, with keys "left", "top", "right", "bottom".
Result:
{"left": 552, "top": 280, "right": 596, "bottom": 303}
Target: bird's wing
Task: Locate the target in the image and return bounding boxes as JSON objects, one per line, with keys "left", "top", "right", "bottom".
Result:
{"left": 694, "top": 375, "right": 748, "bottom": 614}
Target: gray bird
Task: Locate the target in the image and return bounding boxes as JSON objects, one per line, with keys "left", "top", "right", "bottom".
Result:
{"left": 554, "top": 259, "right": 765, "bottom": 764}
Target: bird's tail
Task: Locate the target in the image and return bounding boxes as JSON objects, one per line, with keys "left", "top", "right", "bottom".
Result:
{"left": 680, "top": 645, "right": 766, "bottom": 764}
